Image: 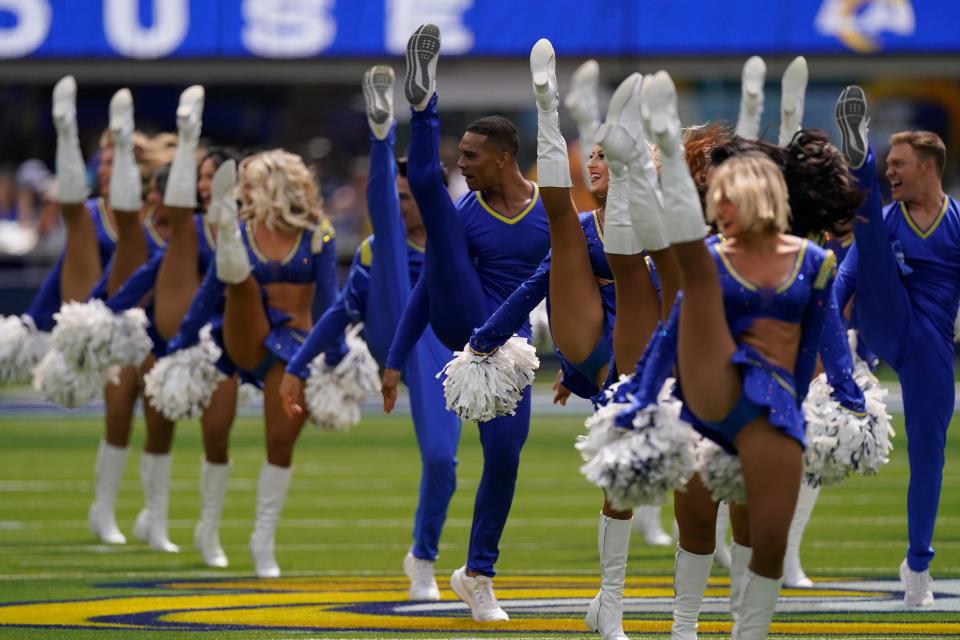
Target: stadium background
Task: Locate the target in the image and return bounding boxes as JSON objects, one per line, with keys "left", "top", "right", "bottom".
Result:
{"left": 0, "top": 1, "right": 959, "bottom": 638}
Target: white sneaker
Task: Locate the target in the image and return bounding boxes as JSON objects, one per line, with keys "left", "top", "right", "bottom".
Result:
{"left": 403, "top": 551, "right": 440, "bottom": 601}
{"left": 835, "top": 85, "right": 870, "bottom": 169}
{"left": 900, "top": 559, "right": 934, "bottom": 607}
{"left": 450, "top": 565, "right": 508, "bottom": 622}
{"left": 362, "top": 65, "right": 395, "bottom": 140}
{"left": 404, "top": 23, "right": 440, "bottom": 110}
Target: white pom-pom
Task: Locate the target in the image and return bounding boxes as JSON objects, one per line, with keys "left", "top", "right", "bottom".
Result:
{"left": 695, "top": 438, "right": 747, "bottom": 504}
{"left": 237, "top": 383, "right": 261, "bottom": 407}
{"left": 580, "top": 379, "right": 699, "bottom": 510}
{"left": 52, "top": 300, "right": 152, "bottom": 374}
{"left": 529, "top": 299, "right": 551, "bottom": 350}
{"left": 802, "top": 370, "right": 895, "bottom": 488}
{"left": 439, "top": 336, "right": 539, "bottom": 422}
{"left": 304, "top": 376, "right": 360, "bottom": 432}
{"left": 304, "top": 324, "right": 381, "bottom": 431}
{"left": 143, "top": 325, "right": 226, "bottom": 421}
{"left": 32, "top": 350, "right": 109, "bottom": 408}
{"left": 0, "top": 315, "right": 50, "bottom": 385}
{"left": 576, "top": 401, "right": 634, "bottom": 462}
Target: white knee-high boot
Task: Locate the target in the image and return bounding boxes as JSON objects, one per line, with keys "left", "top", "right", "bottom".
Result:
{"left": 731, "top": 570, "right": 781, "bottom": 640}
{"left": 133, "top": 452, "right": 179, "bottom": 553}
{"left": 52, "top": 76, "right": 88, "bottom": 204}
{"left": 729, "top": 542, "right": 752, "bottom": 625}
{"left": 194, "top": 460, "right": 230, "bottom": 568}
{"left": 107, "top": 88, "right": 142, "bottom": 213}
{"left": 585, "top": 515, "right": 632, "bottom": 640}
{"left": 784, "top": 484, "right": 819, "bottom": 588}
{"left": 163, "top": 85, "right": 204, "bottom": 209}
{"left": 671, "top": 547, "right": 714, "bottom": 640}
{"left": 88, "top": 440, "right": 129, "bottom": 544}
{"left": 633, "top": 505, "right": 673, "bottom": 546}
{"left": 250, "top": 462, "right": 292, "bottom": 578}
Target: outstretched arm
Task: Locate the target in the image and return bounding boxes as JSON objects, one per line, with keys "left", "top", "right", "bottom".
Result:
{"left": 470, "top": 255, "right": 550, "bottom": 353}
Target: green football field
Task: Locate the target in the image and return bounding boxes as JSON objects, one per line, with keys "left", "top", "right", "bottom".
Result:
{"left": 0, "top": 400, "right": 958, "bottom": 639}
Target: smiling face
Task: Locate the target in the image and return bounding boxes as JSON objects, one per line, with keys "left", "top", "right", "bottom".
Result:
{"left": 197, "top": 157, "right": 217, "bottom": 212}
{"left": 885, "top": 143, "right": 931, "bottom": 204}
{"left": 457, "top": 132, "right": 503, "bottom": 192}
{"left": 586, "top": 144, "right": 609, "bottom": 198}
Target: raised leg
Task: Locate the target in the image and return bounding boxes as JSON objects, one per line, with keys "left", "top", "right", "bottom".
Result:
{"left": 222, "top": 276, "right": 270, "bottom": 372}
{"left": 406, "top": 94, "right": 489, "bottom": 349}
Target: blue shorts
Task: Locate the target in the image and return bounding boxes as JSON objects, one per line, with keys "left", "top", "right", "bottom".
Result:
{"left": 679, "top": 343, "right": 806, "bottom": 454}
{"left": 555, "top": 321, "right": 613, "bottom": 400}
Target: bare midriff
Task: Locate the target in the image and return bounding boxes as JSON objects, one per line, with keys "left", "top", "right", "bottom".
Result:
{"left": 738, "top": 318, "right": 800, "bottom": 374}
{"left": 264, "top": 282, "right": 315, "bottom": 333}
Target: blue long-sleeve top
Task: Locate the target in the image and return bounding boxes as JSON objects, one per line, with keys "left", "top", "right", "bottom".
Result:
{"left": 285, "top": 234, "right": 424, "bottom": 378}
{"left": 169, "top": 219, "right": 338, "bottom": 351}
{"left": 384, "top": 269, "right": 430, "bottom": 371}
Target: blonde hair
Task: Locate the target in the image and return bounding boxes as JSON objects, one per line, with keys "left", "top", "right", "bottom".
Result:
{"left": 889, "top": 130, "right": 946, "bottom": 176}
{"left": 238, "top": 149, "right": 326, "bottom": 230}
{"left": 706, "top": 153, "right": 790, "bottom": 233}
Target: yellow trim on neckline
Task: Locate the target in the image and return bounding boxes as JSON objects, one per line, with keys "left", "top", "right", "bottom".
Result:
{"left": 592, "top": 209, "right": 603, "bottom": 242}
{"left": 717, "top": 239, "right": 808, "bottom": 294}
{"left": 900, "top": 197, "right": 948, "bottom": 240}
{"left": 144, "top": 207, "right": 166, "bottom": 249}
{"left": 406, "top": 238, "right": 425, "bottom": 253}
{"left": 245, "top": 221, "right": 302, "bottom": 265}
{"left": 475, "top": 183, "right": 539, "bottom": 225}
{"left": 96, "top": 197, "right": 118, "bottom": 242}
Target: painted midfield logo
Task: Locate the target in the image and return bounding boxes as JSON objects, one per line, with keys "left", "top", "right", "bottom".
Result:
{"left": 0, "top": 575, "right": 958, "bottom": 634}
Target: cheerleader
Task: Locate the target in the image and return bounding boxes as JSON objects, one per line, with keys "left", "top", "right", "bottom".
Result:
{"left": 168, "top": 147, "right": 338, "bottom": 577}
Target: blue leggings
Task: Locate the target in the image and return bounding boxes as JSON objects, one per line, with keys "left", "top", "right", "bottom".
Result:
{"left": 469, "top": 387, "right": 531, "bottom": 576}
{"left": 368, "top": 127, "right": 460, "bottom": 561}
{"left": 407, "top": 96, "right": 531, "bottom": 576}
{"left": 407, "top": 94, "right": 490, "bottom": 350}
{"left": 851, "top": 151, "right": 952, "bottom": 572}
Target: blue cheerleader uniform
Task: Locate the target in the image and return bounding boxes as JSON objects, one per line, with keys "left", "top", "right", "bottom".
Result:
{"left": 835, "top": 146, "right": 960, "bottom": 573}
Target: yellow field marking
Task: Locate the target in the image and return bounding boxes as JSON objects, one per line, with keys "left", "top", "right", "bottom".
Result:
{"left": 0, "top": 575, "right": 943, "bottom": 635}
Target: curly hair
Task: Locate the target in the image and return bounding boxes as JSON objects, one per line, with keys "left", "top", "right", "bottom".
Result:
{"left": 709, "top": 129, "right": 861, "bottom": 238}
{"left": 237, "top": 149, "right": 326, "bottom": 231}
{"left": 683, "top": 122, "right": 733, "bottom": 209}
